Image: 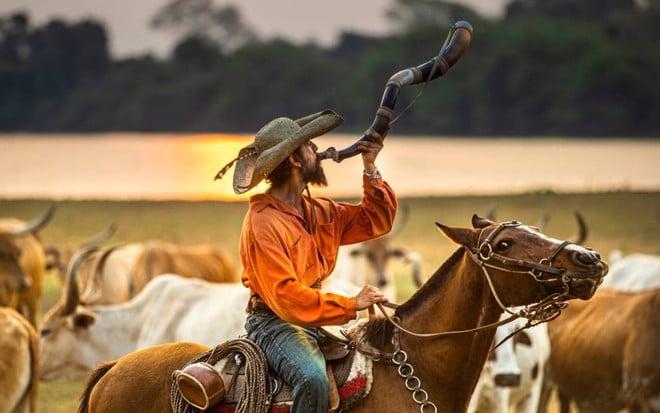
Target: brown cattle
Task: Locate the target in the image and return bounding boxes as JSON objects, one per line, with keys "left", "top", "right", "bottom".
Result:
{"left": 543, "top": 287, "right": 660, "bottom": 413}
{"left": 0, "top": 203, "right": 56, "bottom": 326}
{"left": 0, "top": 307, "right": 39, "bottom": 413}
{"left": 131, "top": 240, "right": 239, "bottom": 291}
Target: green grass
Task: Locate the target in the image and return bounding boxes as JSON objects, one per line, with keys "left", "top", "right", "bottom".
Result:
{"left": 2, "top": 191, "right": 659, "bottom": 412}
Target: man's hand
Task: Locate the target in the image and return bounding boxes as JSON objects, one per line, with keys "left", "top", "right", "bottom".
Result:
{"left": 357, "top": 140, "right": 383, "bottom": 174}
{"left": 355, "top": 284, "right": 389, "bottom": 310}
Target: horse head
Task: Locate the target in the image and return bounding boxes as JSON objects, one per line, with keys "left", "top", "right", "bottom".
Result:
{"left": 437, "top": 214, "right": 608, "bottom": 312}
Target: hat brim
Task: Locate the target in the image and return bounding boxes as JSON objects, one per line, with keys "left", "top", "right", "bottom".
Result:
{"left": 232, "top": 109, "right": 343, "bottom": 194}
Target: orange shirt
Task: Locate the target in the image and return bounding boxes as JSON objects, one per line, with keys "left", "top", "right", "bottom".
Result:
{"left": 240, "top": 176, "right": 397, "bottom": 327}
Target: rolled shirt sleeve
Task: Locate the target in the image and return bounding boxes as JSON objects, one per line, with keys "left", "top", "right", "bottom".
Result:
{"left": 240, "top": 176, "right": 397, "bottom": 327}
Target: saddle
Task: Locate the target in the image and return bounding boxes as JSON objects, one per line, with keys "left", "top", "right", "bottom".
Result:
{"left": 172, "top": 323, "right": 373, "bottom": 413}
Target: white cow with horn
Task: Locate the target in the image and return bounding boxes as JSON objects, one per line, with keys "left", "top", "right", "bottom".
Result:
{"left": 39, "top": 246, "right": 361, "bottom": 381}
{"left": 330, "top": 203, "right": 422, "bottom": 302}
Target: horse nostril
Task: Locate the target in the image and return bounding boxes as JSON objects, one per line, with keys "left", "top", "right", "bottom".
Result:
{"left": 575, "top": 251, "right": 598, "bottom": 266}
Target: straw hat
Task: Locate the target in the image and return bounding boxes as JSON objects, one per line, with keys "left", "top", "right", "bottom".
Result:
{"left": 214, "top": 109, "right": 343, "bottom": 194}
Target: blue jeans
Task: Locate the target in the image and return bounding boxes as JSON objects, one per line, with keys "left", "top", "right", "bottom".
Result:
{"left": 245, "top": 313, "right": 329, "bottom": 413}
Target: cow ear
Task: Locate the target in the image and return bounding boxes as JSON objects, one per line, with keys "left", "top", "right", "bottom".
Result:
{"left": 435, "top": 222, "right": 477, "bottom": 247}
{"left": 349, "top": 248, "right": 364, "bottom": 257}
{"left": 69, "top": 309, "right": 97, "bottom": 329}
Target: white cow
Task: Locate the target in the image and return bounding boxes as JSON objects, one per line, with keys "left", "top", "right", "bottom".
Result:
{"left": 331, "top": 240, "right": 422, "bottom": 303}
{"left": 600, "top": 251, "right": 660, "bottom": 292}
{"left": 40, "top": 264, "right": 364, "bottom": 381}
{"left": 39, "top": 274, "right": 249, "bottom": 381}
{"left": 468, "top": 313, "right": 551, "bottom": 413}
{"left": 330, "top": 203, "right": 423, "bottom": 303}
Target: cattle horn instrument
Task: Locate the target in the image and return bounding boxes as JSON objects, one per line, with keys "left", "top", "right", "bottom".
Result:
{"left": 317, "top": 20, "right": 473, "bottom": 163}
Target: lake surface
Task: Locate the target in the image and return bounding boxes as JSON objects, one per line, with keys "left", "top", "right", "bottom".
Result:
{"left": 1, "top": 133, "right": 658, "bottom": 200}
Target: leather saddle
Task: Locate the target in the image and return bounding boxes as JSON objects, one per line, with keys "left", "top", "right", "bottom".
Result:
{"left": 173, "top": 326, "right": 370, "bottom": 413}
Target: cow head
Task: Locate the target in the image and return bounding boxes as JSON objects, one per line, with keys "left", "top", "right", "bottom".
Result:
{"left": 0, "top": 203, "right": 57, "bottom": 306}
{"left": 39, "top": 245, "right": 101, "bottom": 381}
{"left": 347, "top": 203, "right": 424, "bottom": 294}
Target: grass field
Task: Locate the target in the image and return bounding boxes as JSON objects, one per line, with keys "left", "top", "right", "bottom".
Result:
{"left": 2, "top": 191, "right": 659, "bottom": 412}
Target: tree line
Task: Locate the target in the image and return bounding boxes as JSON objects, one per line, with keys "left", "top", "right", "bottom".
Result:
{"left": 1, "top": 0, "right": 659, "bottom": 136}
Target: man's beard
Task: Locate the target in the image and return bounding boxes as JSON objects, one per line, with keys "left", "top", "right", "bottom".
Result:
{"left": 302, "top": 157, "right": 328, "bottom": 187}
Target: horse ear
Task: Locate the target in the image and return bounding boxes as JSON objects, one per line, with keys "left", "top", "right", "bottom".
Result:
{"left": 472, "top": 214, "right": 494, "bottom": 228}
{"left": 435, "top": 222, "right": 476, "bottom": 246}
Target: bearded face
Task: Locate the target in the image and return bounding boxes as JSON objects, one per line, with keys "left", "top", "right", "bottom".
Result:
{"left": 302, "top": 154, "right": 328, "bottom": 187}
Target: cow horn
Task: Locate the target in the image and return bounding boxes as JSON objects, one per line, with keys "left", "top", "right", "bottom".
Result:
{"left": 484, "top": 203, "right": 497, "bottom": 221}
{"left": 570, "top": 210, "right": 588, "bottom": 245}
{"left": 82, "top": 244, "right": 124, "bottom": 304}
{"left": 536, "top": 213, "right": 550, "bottom": 232}
{"left": 63, "top": 245, "right": 100, "bottom": 315}
{"left": 12, "top": 202, "right": 58, "bottom": 236}
{"left": 81, "top": 223, "right": 118, "bottom": 247}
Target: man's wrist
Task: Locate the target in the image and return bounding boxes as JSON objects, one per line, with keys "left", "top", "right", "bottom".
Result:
{"left": 363, "top": 169, "right": 382, "bottom": 179}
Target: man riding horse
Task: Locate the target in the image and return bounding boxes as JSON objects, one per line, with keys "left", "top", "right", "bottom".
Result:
{"left": 214, "top": 109, "right": 395, "bottom": 412}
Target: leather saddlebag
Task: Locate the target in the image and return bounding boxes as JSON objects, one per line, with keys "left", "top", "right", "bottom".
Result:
{"left": 173, "top": 362, "right": 226, "bottom": 410}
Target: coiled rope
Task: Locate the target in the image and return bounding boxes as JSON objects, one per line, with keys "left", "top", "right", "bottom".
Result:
{"left": 171, "top": 338, "right": 272, "bottom": 413}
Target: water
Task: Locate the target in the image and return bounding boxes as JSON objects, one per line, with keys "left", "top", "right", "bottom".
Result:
{"left": 1, "top": 133, "right": 658, "bottom": 200}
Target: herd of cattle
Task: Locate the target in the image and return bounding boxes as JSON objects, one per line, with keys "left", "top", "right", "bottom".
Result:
{"left": 1, "top": 203, "right": 659, "bottom": 413}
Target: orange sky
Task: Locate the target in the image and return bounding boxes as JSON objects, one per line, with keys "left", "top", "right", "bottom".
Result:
{"left": 0, "top": 0, "right": 508, "bottom": 57}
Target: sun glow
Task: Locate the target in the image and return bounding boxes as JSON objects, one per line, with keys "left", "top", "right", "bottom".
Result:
{"left": 176, "top": 134, "right": 268, "bottom": 202}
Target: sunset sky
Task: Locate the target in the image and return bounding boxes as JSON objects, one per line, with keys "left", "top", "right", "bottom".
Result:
{"left": 0, "top": 0, "right": 508, "bottom": 57}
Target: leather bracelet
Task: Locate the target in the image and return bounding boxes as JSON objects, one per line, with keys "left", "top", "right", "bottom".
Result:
{"left": 363, "top": 169, "right": 382, "bottom": 179}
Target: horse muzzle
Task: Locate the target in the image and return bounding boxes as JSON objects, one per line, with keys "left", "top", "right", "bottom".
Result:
{"left": 566, "top": 254, "right": 609, "bottom": 300}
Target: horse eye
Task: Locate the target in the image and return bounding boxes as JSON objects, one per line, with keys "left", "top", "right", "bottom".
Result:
{"left": 495, "top": 240, "right": 510, "bottom": 251}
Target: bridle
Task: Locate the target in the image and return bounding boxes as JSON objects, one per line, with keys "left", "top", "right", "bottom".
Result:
{"left": 370, "top": 220, "right": 579, "bottom": 341}
{"left": 467, "top": 220, "right": 574, "bottom": 322}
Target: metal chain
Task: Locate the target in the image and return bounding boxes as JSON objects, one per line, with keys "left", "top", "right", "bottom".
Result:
{"left": 392, "top": 349, "right": 438, "bottom": 413}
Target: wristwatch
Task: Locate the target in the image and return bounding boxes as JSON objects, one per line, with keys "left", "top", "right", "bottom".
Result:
{"left": 363, "top": 169, "right": 382, "bottom": 179}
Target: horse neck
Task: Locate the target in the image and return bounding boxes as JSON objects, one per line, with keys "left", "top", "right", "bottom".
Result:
{"left": 399, "top": 248, "right": 503, "bottom": 331}
{"left": 394, "top": 247, "right": 505, "bottom": 409}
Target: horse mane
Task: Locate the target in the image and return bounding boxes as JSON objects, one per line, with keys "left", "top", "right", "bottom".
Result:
{"left": 77, "top": 360, "right": 117, "bottom": 413}
{"left": 359, "top": 247, "right": 466, "bottom": 349}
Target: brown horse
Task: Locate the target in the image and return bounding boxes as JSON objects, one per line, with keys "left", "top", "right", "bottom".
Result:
{"left": 77, "top": 215, "right": 608, "bottom": 413}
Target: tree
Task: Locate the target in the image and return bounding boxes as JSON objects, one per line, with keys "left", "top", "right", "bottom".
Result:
{"left": 150, "top": 0, "right": 257, "bottom": 53}
{"left": 385, "top": 0, "right": 481, "bottom": 32}
{"left": 504, "top": 0, "right": 637, "bottom": 21}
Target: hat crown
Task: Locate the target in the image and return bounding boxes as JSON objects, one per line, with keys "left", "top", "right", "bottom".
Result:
{"left": 254, "top": 117, "right": 300, "bottom": 154}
